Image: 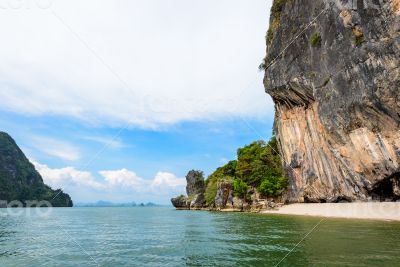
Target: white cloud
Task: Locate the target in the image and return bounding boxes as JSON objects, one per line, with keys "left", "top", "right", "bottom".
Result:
{"left": 100, "top": 169, "right": 147, "bottom": 189}
{"left": 151, "top": 172, "right": 186, "bottom": 190}
{"left": 33, "top": 160, "right": 187, "bottom": 202}
{"left": 31, "top": 136, "right": 81, "bottom": 161}
{"left": 99, "top": 169, "right": 186, "bottom": 193}
{"left": 0, "top": 0, "right": 274, "bottom": 128}
{"left": 33, "top": 160, "right": 105, "bottom": 190}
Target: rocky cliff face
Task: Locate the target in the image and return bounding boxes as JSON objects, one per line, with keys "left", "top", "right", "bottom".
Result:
{"left": 171, "top": 170, "right": 205, "bottom": 209}
{"left": 0, "top": 132, "right": 73, "bottom": 207}
{"left": 263, "top": 0, "right": 400, "bottom": 202}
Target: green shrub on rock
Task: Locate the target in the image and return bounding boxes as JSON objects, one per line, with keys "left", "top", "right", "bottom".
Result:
{"left": 258, "top": 175, "right": 287, "bottom": 197}
{"left": 204, "top": 160, "right": 237, "bottom": 206}
{"left": 310, "top": 32, "right": 322, "bottom": 47}
{"left": 233, "top": 178, "right": 249, "bottom": 199}
{"left": 203, "top": 135, "right": 287, "bottom": 205}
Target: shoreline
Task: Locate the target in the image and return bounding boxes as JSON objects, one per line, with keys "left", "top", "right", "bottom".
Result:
{"left": 261, "top": 202, "right": 400, "bottom": 221}
{"left": 177, "top": 202, "right": 400, "bottom": 222}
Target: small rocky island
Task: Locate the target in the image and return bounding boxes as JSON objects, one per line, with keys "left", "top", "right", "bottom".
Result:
{"left": 171, "top": 138, "right": 285, "bottom": 211}
{"left": 171, "top": 169, "right": 283, "bottom": 211}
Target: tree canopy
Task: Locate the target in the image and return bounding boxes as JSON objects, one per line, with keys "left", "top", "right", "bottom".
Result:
{"left": 204, "top": 136, "right": 287, "bottom": 205}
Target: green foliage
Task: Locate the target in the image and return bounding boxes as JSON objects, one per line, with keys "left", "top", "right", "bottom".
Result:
{"left": 203, "top": 135, "right": 287, "bottom": 204}
{"left": 236, "top": 137, "right": 283, "bottom": 186}
{"left": 266, "top": 28, "right": 274, "bottom": 44}
{"left": 262, "top": 0, "right": 288, "bottom": 70}
{"left": 258, "top": 58, "right": 268, "bottom": 71}
{"left": 310, "top": 32, "right": 322, "bottom": 47}
{"left": 236, "top": 140, "right": 266, "bottom": 183}
{"left": 258, "top": 175, "right": 287, "bottom": 197}
{"left": 352, "top": 26, "right": 364, "bottom": 47}
{"left": 0, "top": 132, "right": 73, "bottom": 207}
{"left": 232, "top": 178, "right": 248, "bottom": 199}
{"left": 204, "top": 160, "right": 237, "bottom": 205}
{"left": 271, "top": 0, "right": 287, "bottom": 16}
{"left": 354, "top": 36, "right": 365, "bottom": 46}
{"left": 204, "top": 178, "right": 218, "bottom": 205}
{"left": 265, "top": 1, "right": 287, "bottom": 44}
{"left": 192, "top": 170, "right": 205, "bottom": 193}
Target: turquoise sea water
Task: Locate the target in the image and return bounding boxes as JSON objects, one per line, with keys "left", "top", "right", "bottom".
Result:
{"left": 1, "top": 207, "right": 400, "bottom": 266}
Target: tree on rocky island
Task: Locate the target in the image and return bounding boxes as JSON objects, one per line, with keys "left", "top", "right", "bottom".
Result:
{"left": 171, "top": 136, "right": 287, "bottom": 209}
{"left": 205, "top": 136, "right": 286, "bottom": 207}
{"left": 232, "top": 178, "right": 249, "bottom": 200}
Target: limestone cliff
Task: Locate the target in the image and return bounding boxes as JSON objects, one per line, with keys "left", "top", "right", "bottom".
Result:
{"left": 171, "top": 170, "right": 205, "bottom": 209}
{"left": 263, "top": 0, "right": 400, "bottom": 202}
{"left": 0, "top": 132, "right": 73, "bottom": 207}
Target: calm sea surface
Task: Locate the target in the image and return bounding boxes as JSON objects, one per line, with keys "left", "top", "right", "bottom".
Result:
{"left": 0, "top": 207, "right": 399, "bottom": 266}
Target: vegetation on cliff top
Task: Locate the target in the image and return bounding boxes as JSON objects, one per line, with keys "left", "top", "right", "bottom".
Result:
{"left": 0, "top": 132, "right": 73, "bottom": 207}
{"left": 268, "top": 0, "right": 287, "bottom": 41}
{"left": 205, "top": 136, "right": 286, "bottom": 205}
{"left": 259, "top": 0, "right": 288, "bottom": 70}
{"left": 190, "top": 171, "right": 205, "bottom": 195}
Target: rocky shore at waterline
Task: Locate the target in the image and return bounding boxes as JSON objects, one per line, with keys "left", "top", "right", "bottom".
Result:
{"left": 171, "top": 170, "right": 400, "bottom": 220}
{"left": 171, "top": 170, "right": 285, "bottom": 212}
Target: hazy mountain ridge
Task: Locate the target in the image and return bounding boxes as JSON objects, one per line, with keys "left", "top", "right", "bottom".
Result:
{"left": 75, "top": 201, "right": 160, "bottom": 207}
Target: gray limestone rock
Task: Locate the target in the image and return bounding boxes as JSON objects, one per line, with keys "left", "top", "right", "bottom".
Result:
{"left": 263, "top": 0, "right": 400, "bottom": 202}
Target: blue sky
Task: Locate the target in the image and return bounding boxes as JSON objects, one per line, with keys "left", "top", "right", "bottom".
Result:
{"left": 0, "top": 0, "right": 274, "bottom": 204}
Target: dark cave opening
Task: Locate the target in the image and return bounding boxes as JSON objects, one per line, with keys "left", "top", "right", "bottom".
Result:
{"left": 370, "top": 173, "right": 400, "bottom": 201}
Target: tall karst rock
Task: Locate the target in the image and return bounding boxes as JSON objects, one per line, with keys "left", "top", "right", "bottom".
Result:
{"left": 263, "top": 0, "right": 400, "bottom": 202}
{"left": 0, "top": 132, "right": 73, "bottom": 207}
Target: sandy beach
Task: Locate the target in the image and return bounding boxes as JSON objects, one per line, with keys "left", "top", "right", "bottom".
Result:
{"left": 262, "top": 202, "right": 400, "bottom": 221}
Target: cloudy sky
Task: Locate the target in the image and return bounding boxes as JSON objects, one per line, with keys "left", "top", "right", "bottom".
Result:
{"left": 0, "top": 0, "right": 274, "bottom": 204}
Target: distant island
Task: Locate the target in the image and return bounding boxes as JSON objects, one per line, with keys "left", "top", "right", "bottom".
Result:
{"left": 75, "top": 200, "right": 159, "bottom": 207}
{"left": 0, "top": 132, "right": 72, "bottom": 207}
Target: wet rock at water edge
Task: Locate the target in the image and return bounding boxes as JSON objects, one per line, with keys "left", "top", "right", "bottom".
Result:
{"left": 171, "top": 195, "right": 190, "bottom": 209}
{"left": 171, "top": 170, "right": 206, "bottom": 209}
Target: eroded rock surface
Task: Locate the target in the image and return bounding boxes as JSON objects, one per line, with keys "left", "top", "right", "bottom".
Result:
{"left": 186, "top": 170, "right": 205, "bottom": 196}
{"left": 171, "top": 170, "right": 205, "bottom": 209}
{"left": 171, "top": 195, "right": 190, "bottom": 209}
{"left": 264, "top": 0, "right": 400, "bottom": 202}
{"left": 215, "top": 182, "right": 234, "bottom": 209}
{"left": 190, "top": 193, "right": 205, "bottom": 208}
